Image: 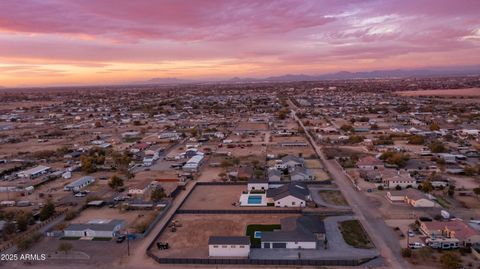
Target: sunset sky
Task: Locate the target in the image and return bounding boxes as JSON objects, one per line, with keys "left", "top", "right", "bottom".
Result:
{"left": 0, "top": 0, "right": 479, "bottom": 87}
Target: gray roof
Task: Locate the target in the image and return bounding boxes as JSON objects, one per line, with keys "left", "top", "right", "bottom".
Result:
{"left": 262, "top": 215, "right": 324, "bottom": 243}
{"left": 262, "top": 230, "right": 316, "bottom": 242}
{"left": 65, "top": 176, "right": 94, "bottom": 188}
{"left": 65, "top": 219, "right": 124, "bottom": 232}
{"left": 208, "top": 236, "right": 250, "bottom": 245}
{"left": 248, "top": 177, "right": 268, "bottom": 183}
{"left": 266, "top": 182, "right": 309, "bottom": 201}
{"left": 281, "top": 155, "right": 304, "bottom": 165}
{"left": 290, "top": 166, "right": 311, "bottom": 177}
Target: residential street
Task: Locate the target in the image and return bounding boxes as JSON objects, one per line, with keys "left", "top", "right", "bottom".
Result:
{"left": 291, "top": 107, "right": 411, "bottom": 269}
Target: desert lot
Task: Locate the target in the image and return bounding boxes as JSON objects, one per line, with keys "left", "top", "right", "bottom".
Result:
{"left": 153, "top": 213, "right": 299, "bottom": 258}
{"left": 181, "top": 184, "right": 298, "bottom": 211}
{"left": 397, "top": 88, "right": 480, "bottom": 97}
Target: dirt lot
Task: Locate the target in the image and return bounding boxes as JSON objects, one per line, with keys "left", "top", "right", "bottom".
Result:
{"left": 181, "top": 185, "right": 289, "bottom": 211}
{"left": 267, "top": 145, "right": 315, "bottom": 158}
{"left": 397, "top": 88, "right": 480, "bottom": 97}
{"left": 153, "top": 213, "right": 299, "bottom": 258}
{"left": 319, "top": 190, "right": 348, "bottom": 206}
{"left": 72, "top": 207, "right": 160, "bottom": 233}
{"left": 304, "top": 159, "right": 323, "bottom": 169}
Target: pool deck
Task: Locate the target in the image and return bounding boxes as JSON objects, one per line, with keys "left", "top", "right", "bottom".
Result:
{"left": 239, "top": 193, "right": 267, "bottom": 206}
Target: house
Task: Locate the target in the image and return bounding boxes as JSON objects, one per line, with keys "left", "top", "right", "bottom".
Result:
{"left": 17, "top": 165, "right": 50, "bottom": 179}
{"left": 247, "top": 178, "right": 268, "bottom": 192}
{"left": 182, "top": 154, "right": 204, "bottom": 172}
{"left": 381, "top": 170, "right": 417, "bottom": 189}
{"left": 420, "top": 219, "right": 480, "bottom": 248}
{"left": 290, "top": 166, "right": 314, "bottom": 181}
{"left": 208, "top": 236, "right": 250, "bottom": 257}
{"left": 280, "top": 155, "right": 304, "bottom": 170}
{"left": 237, "top": 165, "right": 254, "bottom": 180}
{"left": 445, "top": 165, "right": 464, "bottom": 174}
{"left": 359, "top": 169, "right": 382, "bottom": 183}
{"left": 64, "top": 176, "right": 95, "bottom": 191}
{"left": 402, "top": 159, "right": 438, "bottom": 173}
{"left": 356, "top": 156, "right": 383, "bottom": 170}
{"left": 64, "top": 219, "right": 125, "bottom": 238}
{"left": 266, "top": 182, "right": 310, "bottom": 207}
{"left": 267, "top": 169, "right": 282, "bottom": 182}
{"left": 386, "top": 189, "right": 435, "bottom": 207}
{"left": 261, "top": 215, "right": 325, "bottom": 249}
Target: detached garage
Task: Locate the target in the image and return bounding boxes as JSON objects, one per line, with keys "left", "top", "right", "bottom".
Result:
{"left": 208, "top": 236, "right": 250, "bottom": 257}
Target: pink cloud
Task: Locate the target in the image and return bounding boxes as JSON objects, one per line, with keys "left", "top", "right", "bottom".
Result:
{"left": 0, "top": 0, "right": 479, "bottom": 86}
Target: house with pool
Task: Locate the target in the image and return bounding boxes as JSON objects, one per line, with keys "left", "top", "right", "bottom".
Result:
{"left": 239, "top": 180, "right": 311, "bottom": 207}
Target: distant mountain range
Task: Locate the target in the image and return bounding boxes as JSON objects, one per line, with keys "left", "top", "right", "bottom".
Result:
{"left": 140, "top": 65, "right": 480, "bottom": 85}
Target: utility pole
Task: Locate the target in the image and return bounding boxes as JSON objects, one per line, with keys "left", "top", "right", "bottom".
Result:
{"left": 127, "top": 230, "right": 130, "bottom": 256}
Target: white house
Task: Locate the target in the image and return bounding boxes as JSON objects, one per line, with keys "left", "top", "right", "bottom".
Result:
{"left": 64, "top": 176, "right": 95, "bottom": 191}
{"left": 208, "top": 236, "right": 250, "bottom": 257}
{"left": 387, "top": 189, "right": 436, "bottom": 208}
{"left": 261, "top": 215, "right": 325, "bottom": 249}
{"left": 247, "top": 178, "right": 269, "bottom": 192}
{"left": 266, "top": 182, "right": 310, "bottom": 207}
{"left": 64, "top": 219, "right": 125, "bottom": 238}
{"left": 17, "top": 165, "right": 50, "bottom": 179}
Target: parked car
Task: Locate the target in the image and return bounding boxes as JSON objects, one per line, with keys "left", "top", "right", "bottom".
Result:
{"left": 408, "top": 230, "right": 415, "bottom": 237}
{"left": 74, "top": 192, "right": 86, "bottom": 197}
{"left": 116, "top": 235, "right": 126, "bottom": 243}
{"left": 408, "top": 242, "right": 425, "bottom": 249}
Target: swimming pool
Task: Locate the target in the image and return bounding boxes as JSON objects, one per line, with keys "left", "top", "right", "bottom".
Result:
{"left": 248, "top": 195, "right": 262, "bottom": 204}
{"left": 254, "top": 231, "right": 262, "bottom": 239}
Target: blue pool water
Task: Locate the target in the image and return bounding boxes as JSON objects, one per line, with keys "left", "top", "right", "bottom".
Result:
{"left": 248, "top": 195, "right": 262, "bottom": 204}
{"left": 254, "top": 231, "right": 262, "bottom": 239}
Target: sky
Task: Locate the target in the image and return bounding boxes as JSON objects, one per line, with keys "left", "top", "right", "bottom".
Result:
{"left": 0, "top": 0, "right": 479, "bottom": 87}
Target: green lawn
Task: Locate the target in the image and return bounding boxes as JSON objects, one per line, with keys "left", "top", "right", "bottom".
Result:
{"left": 435, "top": 196, "right": 451, "bottom": 209}
{"left": 338, "top": 220, "right": 374, "bottom": 249}
{"left": 246, "top": 224, "right": 281, "bottom": 247}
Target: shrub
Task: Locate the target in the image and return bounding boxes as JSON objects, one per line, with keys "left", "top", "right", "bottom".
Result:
{"left": 401, "top": 248, "right": 412, "bottom": 258}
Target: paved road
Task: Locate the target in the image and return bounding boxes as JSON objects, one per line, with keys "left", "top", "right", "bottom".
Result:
{"left": 291, "top": 106, "right": 411, "bottom": 269}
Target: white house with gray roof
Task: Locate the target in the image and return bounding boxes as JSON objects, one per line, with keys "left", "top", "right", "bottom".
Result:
{"left": 64, "top": 176, "right": 95, "bottom": 191}
{"left": 266, "top": 182, "right": 310, "bottom": 207}
{"left": 261, "top": 215, "right": 325, "bottom": 249}
{"left": 64, "top": 219, "right": 125, "bottom": 238}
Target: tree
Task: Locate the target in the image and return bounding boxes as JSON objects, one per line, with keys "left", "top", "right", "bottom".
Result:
{"left": 464, "top": 165, "right": 477, "bottom": 176}
{"left": 150, "top": 188, "right": 166, "bottom": 202}
{"left": 340, "top": 124, "right": 354, "bottom": 133}
{"left": 420, "top": 180, "right": 433, "bottom": 193}
{"left": 401, "top": 248, "right": 412, "bottom": 258}
{"left": 16, "top": 212, "right": 31, "bottom": 232}
{"left": 58, "top": 242, "right": 73, "bottom": 254}
{"left": 430, "top": 141, "right": 446, "bottom": 153}
{"left": 108, "top": 175, "right": 124, "bottom": 190}
{"left": 430, "top": 121, "right": 440, "bottom": 131}
{"left": 39, "top": 201, "right": 55, "bottom": 221}
{"left": 447, "top": 185, "right": 456, "bottom": 197}
{"left": 349, "top": 135, "right": 364, "bottom": 144}
{"left": 408, "top": 135, "right": 425, "bottom": 145}
{"left": 473, "top": 187, "right": 480, "bottom": 199}
{"left": 439, "top": 252, "right": 461, "bottom": 269}
{"left": 80, "top": 155, "right": 96, "bottom": 174}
